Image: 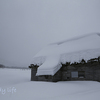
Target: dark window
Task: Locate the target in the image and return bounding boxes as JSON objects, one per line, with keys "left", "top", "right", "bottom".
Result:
{"left": 45, "top": 75, "right": 49, "bottom": 79}
{"left": 78, "top": 71, "right": 85, "bottom": 78}
{"left": 67, "top": 77, "right": 70, "bottom": 79}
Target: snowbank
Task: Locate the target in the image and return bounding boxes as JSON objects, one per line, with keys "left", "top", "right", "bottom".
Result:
{"left": 32, "top": 33, "right": 100, "bottom": 75}
{"left": 0, "top": 69, "right": 100, "bottom": 100}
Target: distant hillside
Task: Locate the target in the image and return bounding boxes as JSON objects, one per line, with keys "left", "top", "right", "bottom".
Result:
{"left": 0, "top": 64, "right": 5, "bottom": 68}
{"left": 0, "top": 64, "right": 29, "bottom": 69}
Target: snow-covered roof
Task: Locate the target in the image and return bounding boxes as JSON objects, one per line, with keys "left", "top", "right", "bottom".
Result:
{"left": 32, "top": 33, "right": 100, "bottom": 76}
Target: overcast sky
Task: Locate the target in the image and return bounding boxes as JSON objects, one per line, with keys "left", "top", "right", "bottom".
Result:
{"left": 0, "top": 0, "right": 100, "bottom": 67}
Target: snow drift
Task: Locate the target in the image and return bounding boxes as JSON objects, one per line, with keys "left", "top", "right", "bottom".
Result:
{"left": 1, "top": 69, "right": 100, "bottom": 100}
{"left": 32, "top": 33, "right": 100, "bottom": 76}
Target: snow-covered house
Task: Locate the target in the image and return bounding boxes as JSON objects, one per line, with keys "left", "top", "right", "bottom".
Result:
{"left": 29, "top": 33, "right": 100, "bottom": 82}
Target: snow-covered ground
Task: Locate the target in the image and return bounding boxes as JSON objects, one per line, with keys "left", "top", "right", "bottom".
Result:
{"left": 0, "top": 68, "right": 100, "bottom": 100}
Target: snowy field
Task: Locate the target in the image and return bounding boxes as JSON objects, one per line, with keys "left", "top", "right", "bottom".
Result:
{"left": 0, "top": 68, "right": 100, "bottom": 100}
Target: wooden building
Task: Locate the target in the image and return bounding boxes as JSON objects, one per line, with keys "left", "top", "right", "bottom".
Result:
{"left": 29, "top": 33, "right": 100, "bottom": 82}
{"left": 29, "top": 57, "right": 100, "bottom": 82}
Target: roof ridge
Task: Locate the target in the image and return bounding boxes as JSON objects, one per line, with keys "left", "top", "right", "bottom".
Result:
{"left": 50, "top": 33, "right": 100, "bottom": 45}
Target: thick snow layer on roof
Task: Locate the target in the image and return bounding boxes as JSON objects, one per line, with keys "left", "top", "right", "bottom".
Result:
{"left": 32, "top": 33, "right": 100, "bottom": 76}
{"left": 36, "top": 55, "right": 62, "bottom": 76}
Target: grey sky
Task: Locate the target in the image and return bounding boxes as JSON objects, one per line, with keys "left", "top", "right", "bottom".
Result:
{"left": 0, "top": 0, "right": 100, "bottom": 67}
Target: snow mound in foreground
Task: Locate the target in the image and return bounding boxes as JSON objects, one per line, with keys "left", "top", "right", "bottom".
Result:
{"left": 1, "top": 69, "right": 100, "bottom": 100}
{"left": 32, "top": 33, "right": 100, "bottom": 75}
